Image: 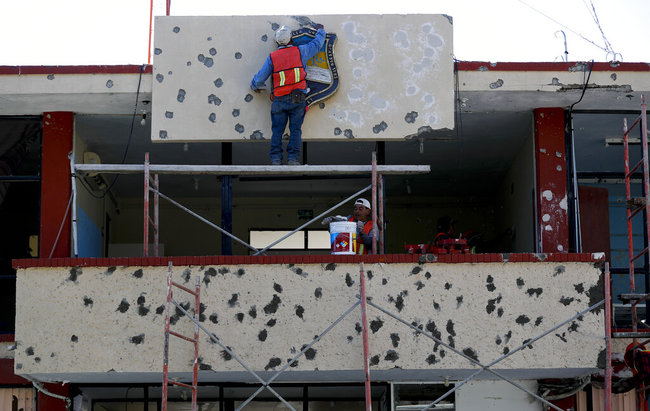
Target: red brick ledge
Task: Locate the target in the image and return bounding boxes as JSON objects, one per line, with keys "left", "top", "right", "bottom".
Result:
{"left": 12, "top": 253, "right": 604, "bottom": 269}
{"left": 457, "top": 61, "right": 650, "bottom": 72}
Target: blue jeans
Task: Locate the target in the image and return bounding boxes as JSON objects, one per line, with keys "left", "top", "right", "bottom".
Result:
{"left": 270, "top": 96, "right": 307, "bottom": 163}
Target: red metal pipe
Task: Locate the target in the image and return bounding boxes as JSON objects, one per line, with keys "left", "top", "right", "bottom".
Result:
{"left": 166, "top": 0, "right": 170, "bottom": 16}
{"left": 162, "top": 262, "right": 173, "bottom": 411}
{"left": 147, "top": 0, "right": 153, "bottom": 64}
{"left": 359, "top": 262, "right": 372, "bottom": 411}
{"left": 624, "top": 119, "right": 635, "bottom": 294}
{"left": 192, "top": 277, "right": 200, "bottom": 411}
{"left": 154, "top": 174, "right": 159, "bottom": 257}
{"left": 604, "top": 262, "right": 612, "bottom": 411}
{"left": 378, "top": 174, "right": 384, "bottom": 254}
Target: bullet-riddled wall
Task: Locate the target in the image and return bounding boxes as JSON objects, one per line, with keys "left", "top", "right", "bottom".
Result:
{"left": 15, "top": 260, "right": 604, "bottom": 382}
{"left": 152, "top": 14, "right": 454, "bottom": 142}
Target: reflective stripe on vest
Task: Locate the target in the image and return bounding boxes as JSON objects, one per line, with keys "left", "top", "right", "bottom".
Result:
{"left": 270, "top": 46, "right": 306, "bottom": 97}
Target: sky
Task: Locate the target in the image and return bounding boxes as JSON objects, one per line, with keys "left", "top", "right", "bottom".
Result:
{"left": 0, "top": 0, "right": 648, "bottom": 66}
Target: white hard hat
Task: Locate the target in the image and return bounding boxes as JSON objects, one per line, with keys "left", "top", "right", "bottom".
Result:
{"left": 275, "top": 26, "right": 292, "bottom": 46}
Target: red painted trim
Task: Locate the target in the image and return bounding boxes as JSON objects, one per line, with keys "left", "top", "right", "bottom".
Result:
{"left": 38, "top": 382, "right": 69, "bottom": 411}
{"left": 40, "top": 112, "right": 73, "bottom": 258}
{"left": 457, "top": 61, "right": 650, "bottom": 72}
{"left": 0, "top": 65, "right": 152, "bottom": 75}
{"left": 534, "top": 108, "right": 570, "bottom": 253}
{"left": 0, "top": 358, "right": 30, "bottom": 385}
{"left": 12, "top": 253, "right": 604, "bottom": 268}
{"left": 0, "top": 334, "right": 14, "bottom": 342}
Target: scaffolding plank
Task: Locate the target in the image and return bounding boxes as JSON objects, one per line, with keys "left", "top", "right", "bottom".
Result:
{"left": 76, "top": 163, "right": 430, "bottom": 176}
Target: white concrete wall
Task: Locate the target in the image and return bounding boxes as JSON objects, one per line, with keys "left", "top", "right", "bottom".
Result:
{"left": 152, "top": 15, "right": 454, "bottom": 142}
{"left": 15, "top": 261, "right": 604, "bottom": 383}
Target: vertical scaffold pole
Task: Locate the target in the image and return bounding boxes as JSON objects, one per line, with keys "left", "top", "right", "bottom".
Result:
{"left": 604, "top": 262, "right": 612, "bottom": 411}
{"left": 360, "top": 262, "right": 372, "bottom": 411}
{"left": 162, "top": 262, "right": 173, "bottom": 411}
{"left": 378, "top": 174, "right": 384, "bottom": 255}
{"left": 371, "top": 152, "right": 378, "bottom": 255}
{"left": 144, "top": 152, "right": 150, "bottom": 257}
{"left": 154, "top": 174, "right": 160, "bottom": 257}
{"left": 192, "top": 276, "right": 200, "bottom": 411}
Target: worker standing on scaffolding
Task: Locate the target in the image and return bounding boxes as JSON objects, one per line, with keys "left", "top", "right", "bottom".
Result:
{"left": 250, "top": 23, "right": 326, "bottom": 166}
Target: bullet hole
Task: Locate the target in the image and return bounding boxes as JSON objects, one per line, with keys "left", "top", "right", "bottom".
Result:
{"left": 264, "top": 294, "right": 281, "bottom": 314}
{"left": 382, "top": 278, "right": 388, "bottom": 285}
{"left": 385, "top": 350, "right": 399, "bottom": 362}
{"left": 235, "top": 268, "right": 245, "bottom": 277}
{"left": 205, "top": 267, "right": 216, "bottom": 278}
{"left": 34, "top": 357, "right": 40, "bottom": 363}
{"left": 159, "top": 130, "right": 168, "bottom": 139}
{"left": 221, "top": 348, "right": 232, "bottom": 361}
{"left": 373, "top": 121, "right": 388, "bottom": 134}
{"left": 415, "top": 281, "right": 425, "bottom": 290}
{"left": 369, "top": 355, "right": 380, "bottom": 365}
{"left": 218, "top": 268, "right": 229, "bottom": 275}
{"left": 47, "top": 74, "right": 55, "bottom": 80}
{"left": 156, "top": 74, "right": 164, "bottom": 83}
{"left": 555, "top": 333, "right": 568, "bottom": 343}
{"left": 83, "top": 296, "right": 93, "bottom": 307}
{"left": 325, "top": 263, "right": 336, "bottom": 271}
{"left": 390, "top": 333, "right": 400, "bottom": 348}
{"left": 347, "top": 336, "right": 353, "bottom": 342}
{"left": 495, "top": 335, "right": 502, "bottom": 345}
{"left": 204, "top": 58, "right": 214, "bottom": 68}
{"left": 242, "top": 306, "right": 255, "bottom": 320}
{"left": 295, "top": 305, "right": 305, "bottom": 319}
{"left": 302, "top": 345, "right": 317, "bottom": 360}
{"left": 503, "top": 347, "right": 510, "bottom": 355}
{"left": 261, "top": 34, "right": 268, "bottom": 42}
{"left": 523, "top": 338, "right": 534, "bottom": 349}
{"left": 516, "top": 277, "right": 525, "bottom": 288}
{"left": 235, "top": 52, "right": 242, "bottom": 59}
{"left": 444, "top": 282, "right": 452, "bottom": 290}
{"left": 394, "top": 295, "right": 405, "bottom": 312}
{"left": 235, "top": 124, "right": 245, "bottom": 133}
{"left": 344, "top": 129, "right": 355, "bottom": 139}
{"left": 535, "top": 316, "right": 543, "bottom": 326}
{"left": 486, "top": 298, "right": 497, "bottom": 314}
{"left": 209, "top": 47, "right": 217, "bottom": 56}
{"left": 137, "top": 296, "right": 145, "bottom": 305}
{"left": 448, "top": 336, "right": 455, "bottom": 348}
{"left": 370, "top": 318, "right": 384, "bottom": 333}
{"left": 208, "top": 94, "right": 222, "bottom": 106}
{"left": 267, "top": 318, "right": 276, "bottom": 327}
{"left": 117, "top": 299, "right": 130, "bottom": 313}
{"left": 209, "top": 113, "right": 216, "bottom": 123}
{"left": 426, "top": 354, "right": 439, "bottom": 365}
{"left": 130, "top": 334, "right": 145, "bottom": 345}
{"left": 206, "top": 312, "right": 218, "bottom": 324}
{"left": 25, "top": 347, "right": 34, "bottom": 356}
{"left": 516, "top": 315, "right": 530, "bottom": 325}
{"left": 232, "top": 109, "right": 240, "bottom": 117}
{"left": 456, "top": 296, "right": 463, "bottom": 308}
{"left": 504, "top": 330, "right": 512, "bottom": 343}
{"left": 355, "top": 322, "right": 363, "bottom": 334}
{"left": 228, "top": 294, "right": 239, "bottom": 307}
{"left": 133, "top": 269, "right": 143, "bottom": 278}
{"left": 258, "top": 329, "right": 268, "bottom": 341}
{"left": 314, "top": 287, "right": 323, "bottom": 299}
{"left": 497, "top": 307, "right": 504, "bottom": 317}
{"left": 367, "top": 270, "right": 373, "bottom": 279}
{"left": 235, "top": 313, "right": 244, "bottom": 322}
{"left": 245, "top": 93, "right": 254, "bottom": 102}
{"left": 568, "top": 321, "right": 579, "bottom": 332}
{"left": 446, "top": 320, "right": 456, "bottom": 337}
{"left": 554, "top": 265, "right": 566, "bottom": 277}
{"left": 526, "top": 288, "right": 543, "bottom": 297}
{"left": 411, "top": 266, "right": 422, "bottom": 275}
{"left": 199, "top": 362, "right": 212, "bottom": 371}
{"left": 489, "top": 79, "right": 504, "bottom": 89}
{"left": 106, "top": 80, "right": 114, "bottom": 88}
{"left": 187, "top": 61, "right": 192, "bottom": 66}
{"left": 154, "top": 48, "right": 162, "bottom": 55}
{"left": 156, "top": 305, "right": 165, "bottom": 315}
{"left": 433, "top": 300, "right": 440, "bottom": 310}
{"left": 463, "top": 347, "right": 478, "bottom": 362}
{"left": 16, "top": 363, "right": 22, "bottom": 369}
{"left": 249, "top": 130, "right": 264, "bottom": 140}
{"left": 319, "top": 102, "right": 325, "bottom": 109}
{"left": 68, "top": 267, "right": 82, "bottom": 282}
{"left": 574, "top": 283, "right": 585, "bottom": 294}
{"left": 345, "top": 273, "right": 354, "bottom": 287}
{"left": 68, "top": 334, "right": 78, "bottom": 343}
{"left": 173, "top": 26, "right": 180, "bottom": 33}
{"left": 404, "top": 111, "right": 418, "bottom": 123}
{"left": 213, "top": 78, "right": 224, "bottom": 88}
{"left": 138, "top": 305, "right": 150, "bottom": 316}
{"left": 271, "top": 23, "right": 280, "bottom": 30}
{"left": 177, "top": 89, "right": 186, "bottom": 103}
{"left": 334, "top": 127, "right": 342, "bottom": 136}
{"left": 560, "top": 296, "right": 574, "bottom": 306}
{"left": 264, "top": 357, "right": 282, "bottom": 370}
{"left": 105, "top": 267, "right": 116, "bottom": 276}
{"left": 486, "top": 275, "right": 496, "bottom": 292}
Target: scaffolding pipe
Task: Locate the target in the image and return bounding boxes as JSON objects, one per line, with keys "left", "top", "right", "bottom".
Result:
{"left": 378, "top": 174, "right": 384, "bottom": 255}
{"left": 69, "top": 152, "right": 79, "bottom": 257}
{"left": 154, "top": 174, "right": 160, "bottom": 257}
{"left": 253, "top": 185, "right": 372, "bottom": 255}
{"left": 360, "top": 262, "right": 372, "bottom": 410}
{"left": 144, "top": 153, "right": 150, "bottom": 257}
{"left": 371, "top": 153, "right": 378, "bottom": 255}
{"left": 162, "top": 262, "right": 172, "bottom": 411}
{"left": 604, "top": 262, "right": 612, "bottom": 411}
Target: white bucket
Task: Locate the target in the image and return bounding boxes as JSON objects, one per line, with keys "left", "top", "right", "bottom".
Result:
{"left": 330, "top": 221, "right": 357, "bottom": 255}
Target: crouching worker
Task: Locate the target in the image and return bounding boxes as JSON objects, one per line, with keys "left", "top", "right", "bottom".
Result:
{"left": 322, "top": 198, "right": 376, "bottom": 254}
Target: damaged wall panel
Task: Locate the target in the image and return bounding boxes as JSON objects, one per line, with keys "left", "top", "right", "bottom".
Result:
{"left": 152, "top": 15, "right": 454, "bottom": 142}
{"left": 15, "top": 261, "right": 603, "bottom": 382}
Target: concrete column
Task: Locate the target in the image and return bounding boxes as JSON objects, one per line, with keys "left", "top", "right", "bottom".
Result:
{"left": 40, "top": 112, "right": 73, "bottom": 258}
{"left": 534, "top": 107, "right": 569, "bottom": 253}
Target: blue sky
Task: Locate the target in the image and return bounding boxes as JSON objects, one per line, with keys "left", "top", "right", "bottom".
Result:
{"left": 1, "top": 0, "right": 648, "bottom": 65}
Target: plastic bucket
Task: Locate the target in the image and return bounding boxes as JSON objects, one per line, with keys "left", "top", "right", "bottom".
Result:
{"left": 330, "top": 221, "right": 357, "bottom": 255}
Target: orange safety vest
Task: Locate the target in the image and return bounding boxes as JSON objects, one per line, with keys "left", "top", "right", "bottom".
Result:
{"left": 349, "top": 217, "right": 373, "bottom": 255}
{"left": 270, "top": 46, "right": 307, "bottom": 97}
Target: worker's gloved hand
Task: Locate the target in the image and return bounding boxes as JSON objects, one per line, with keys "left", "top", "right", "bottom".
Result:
{"left": 321, "top": 215, "right": 346, "bottom": 225}
{"left": 321, "top": 216, "right": 334, "bottom": 225}
{"left": 357, "top": 220, "right": 365, "bottom": 233}
{"left": 312, "top": 23, "right": 324, "bottom": 30}
{"left": 250, "top": 84, "right": 262, "bottom": 93}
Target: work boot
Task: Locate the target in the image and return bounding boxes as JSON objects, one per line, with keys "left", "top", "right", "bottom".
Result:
{"left": 271, "top": 159, "right": 282, "bottom": 165}
{"left": 287, "top": 159, "right": 301, "bottom": 166}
